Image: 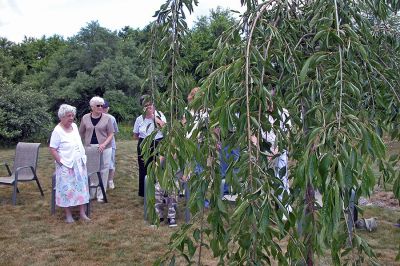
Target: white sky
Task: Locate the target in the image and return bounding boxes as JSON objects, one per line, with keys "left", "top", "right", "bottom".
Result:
{"left": 0, "top": 0, "right": 244, "bottom": 43}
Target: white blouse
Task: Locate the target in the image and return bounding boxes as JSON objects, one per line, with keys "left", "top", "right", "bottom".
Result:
{"left": 49, "top": 123, "right": 86, "bottom": 168}
{"left": 133, "top": 110, "right": 166, "bottom": 140}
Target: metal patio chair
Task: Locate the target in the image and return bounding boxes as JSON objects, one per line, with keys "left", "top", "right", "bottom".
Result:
{"left": 0, "top": 142, "right": 44, "bottom": 205}
{"left": 86, "top": 146, "right": 107, "bottom": 208}
{"left": 51, "top": 146, "right": 106, "bottom": 215}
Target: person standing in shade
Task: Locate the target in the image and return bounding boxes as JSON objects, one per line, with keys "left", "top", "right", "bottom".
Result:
{"left": 102, "top": 100, "right": 119, "bottom": 189}
{"left": 79, "top": 96, "right": 114, "bottom": 202}
{"left": 133, "top": 95, "right": 166, "bottom": 198}
{"left": 259, "top": 99, "right": 292, "bottom": 215}
{"left": 49, "top": 104, "right": 90, "bottom": 223}
{"left": 264, "top": 105, "right": 291, "bottom": 206}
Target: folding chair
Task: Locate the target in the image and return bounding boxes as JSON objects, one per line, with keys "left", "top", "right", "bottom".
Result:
{"left": 0, "top": 142, "right": 44, "bottom": 205}
{"left": 86, "top": 146, "right": 107, "bottom": 207}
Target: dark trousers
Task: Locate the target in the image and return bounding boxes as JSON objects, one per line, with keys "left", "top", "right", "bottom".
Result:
{"left": 137, "top": 137, "right": 162, "bottom": 197}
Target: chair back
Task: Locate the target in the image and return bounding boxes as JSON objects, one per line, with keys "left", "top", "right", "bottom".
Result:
{"left": 13, "top": 142, "right": 40, "bottom": 180}
{"left": 85, "top": 146, "right": 101, "bottom": 175}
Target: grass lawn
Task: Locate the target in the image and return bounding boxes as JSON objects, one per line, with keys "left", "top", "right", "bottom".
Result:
{"left": 0, "top": 140, "right": 399, "bottom": 265}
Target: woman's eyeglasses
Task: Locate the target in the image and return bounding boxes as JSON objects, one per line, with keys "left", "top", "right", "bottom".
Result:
{"left": 96, "top": 105, "right": 103, "bottom": 108}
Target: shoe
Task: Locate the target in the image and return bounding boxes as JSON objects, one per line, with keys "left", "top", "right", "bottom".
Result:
{"left": 168, "top": 218, "right": 177, "bottom": 227}
{"left": 108, "top": 180, "right": 115, "bottom": 189}
{"left": 97, "top": 198, "right": 104, "bottom": 203}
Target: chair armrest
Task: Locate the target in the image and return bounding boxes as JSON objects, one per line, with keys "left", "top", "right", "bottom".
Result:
{"left": 1, "top": 161, "right": 12, "bottom": 176}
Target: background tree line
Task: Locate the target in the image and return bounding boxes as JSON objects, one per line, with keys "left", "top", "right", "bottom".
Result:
{"left": 0, "top": 7, "right": 234, "bottom": 145}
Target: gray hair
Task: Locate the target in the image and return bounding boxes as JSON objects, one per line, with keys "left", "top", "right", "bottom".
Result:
{"left": 58, "top": 104, "right": 76, "bottom": 119}
{"left": 89, "top": 96, "right": 104, "bottom": 107}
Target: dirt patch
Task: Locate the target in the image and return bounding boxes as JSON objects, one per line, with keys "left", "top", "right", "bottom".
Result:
{"left": 359, "top": 188, "right": 400, "bottom": 210}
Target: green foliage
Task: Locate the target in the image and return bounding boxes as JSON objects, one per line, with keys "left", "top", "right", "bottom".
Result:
{"left": 185, "top": 7, "right": 238, "bottom": 82}
{"left": 33, "top": 21, "right": 147, "bottom": 121}
{"left": 103, "top": 90, "right": 139, "bottom": 123}
{"left": 115, "top": 122, "right": 135, "bottom": 141}
{"left": 145, "top": 0, "right": 400, "bottom": 265}
{"left": 0, "top": 77, "right": 52, "bottom": 144}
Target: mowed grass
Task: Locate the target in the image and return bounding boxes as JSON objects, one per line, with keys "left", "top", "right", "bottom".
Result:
{"left": 0, "top": 140, "right": 175, "bottom": 265}
{"left": 0, "top": 139, "right": 399, "bottom": 265}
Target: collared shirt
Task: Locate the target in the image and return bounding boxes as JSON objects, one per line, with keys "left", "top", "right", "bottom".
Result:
{"left": 133, "top": 110, "right": 166, "bottom": 139}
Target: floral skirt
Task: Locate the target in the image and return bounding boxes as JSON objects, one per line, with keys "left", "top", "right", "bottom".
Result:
{"left": 55, "top": 158, "right": 90, "bottom": 207}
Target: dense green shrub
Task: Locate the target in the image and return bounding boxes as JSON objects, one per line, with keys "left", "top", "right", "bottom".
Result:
{"left": 0, "top": 77, "right": 52, "bottom": 144}
{"left": 103, "top": 90, "right": 140, "bottom": 123}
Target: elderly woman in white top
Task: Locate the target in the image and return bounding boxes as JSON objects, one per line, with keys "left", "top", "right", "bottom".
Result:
{"left": 49, "top": 104, "right": 90, "bottom": 223}
{"left": 133, "top": 95, "right": 166, "bottom": 197}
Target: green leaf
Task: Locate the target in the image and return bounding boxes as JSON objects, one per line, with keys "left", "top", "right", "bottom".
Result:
{"left": 232, "top": 200, "right": 249, "bottom": 220}
{"left": 210, "top": 238, "right": 219, "bottom": 255}
{"left": 216, "top": 198, "right": 227, "bottom": 214}
{"left": 336, "top": 161, "right": 344, "bottom": 188}
{"left": 193, "top": 228, "right": 201, "bottom": 242}
{"left": 319, "top": 153, "right": 332, "bottom": 181}
{"left": 238, "top": 233, "right": 251, "bottom": 249}
{"left": 308, "top": 154, "right": 318, "bottom": 180}
{"left": 300, "top": 55, "right": 314, "bottom": 83}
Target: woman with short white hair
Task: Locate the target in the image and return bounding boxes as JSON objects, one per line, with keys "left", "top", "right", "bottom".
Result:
{"left": 79, "top": 96, "right": 114, "bottom": 202}
{"left": 49, "top": 104, "right": 90, "bottom": 223}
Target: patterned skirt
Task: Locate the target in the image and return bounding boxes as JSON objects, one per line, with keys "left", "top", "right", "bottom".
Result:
{"left": 55, "top": 158, "right": 90, "bottom": 207}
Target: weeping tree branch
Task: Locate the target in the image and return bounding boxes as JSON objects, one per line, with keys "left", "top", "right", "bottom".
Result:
{"left": 170, "top": 0, "right": 178, "bottom": 125}
{"left": 334, "top": 0, "right": 344, "bottom": 131}
{"left": 245, "top": 0, "right": 274, "bottom": 189}
{"left": 244, "top": 1, "right": 275, "bottom": 262}
{"left": 256, "top": 12, "right": 280, "bottom": 161}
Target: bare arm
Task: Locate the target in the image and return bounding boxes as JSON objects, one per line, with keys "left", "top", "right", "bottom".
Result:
{"left": 133, "top": 132, "right": 139, "bottom": 140}
{"left": 49, "top": 147, "right": 62, "bottom": 165}
{"left": 99, "top": 132, "right": 114, "bottom": 152}
{"left": 155, "top": 110, "right": 167, "bottom": 128}
{"left": 155, "top": 116, "right": 166, "bottom": 127}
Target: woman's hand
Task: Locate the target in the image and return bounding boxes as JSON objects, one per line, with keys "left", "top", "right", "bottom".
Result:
{"left": 49, "top": 147, "right": 63, "bottom": 165}
{"left": 98, "top": 143, "right": 106, "bottom": 153}
{"left": 250, "top": 135, "right": 258, "bottom": 146}
{"left": 154, "top": 114, "right": 166, "bottom": 128}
